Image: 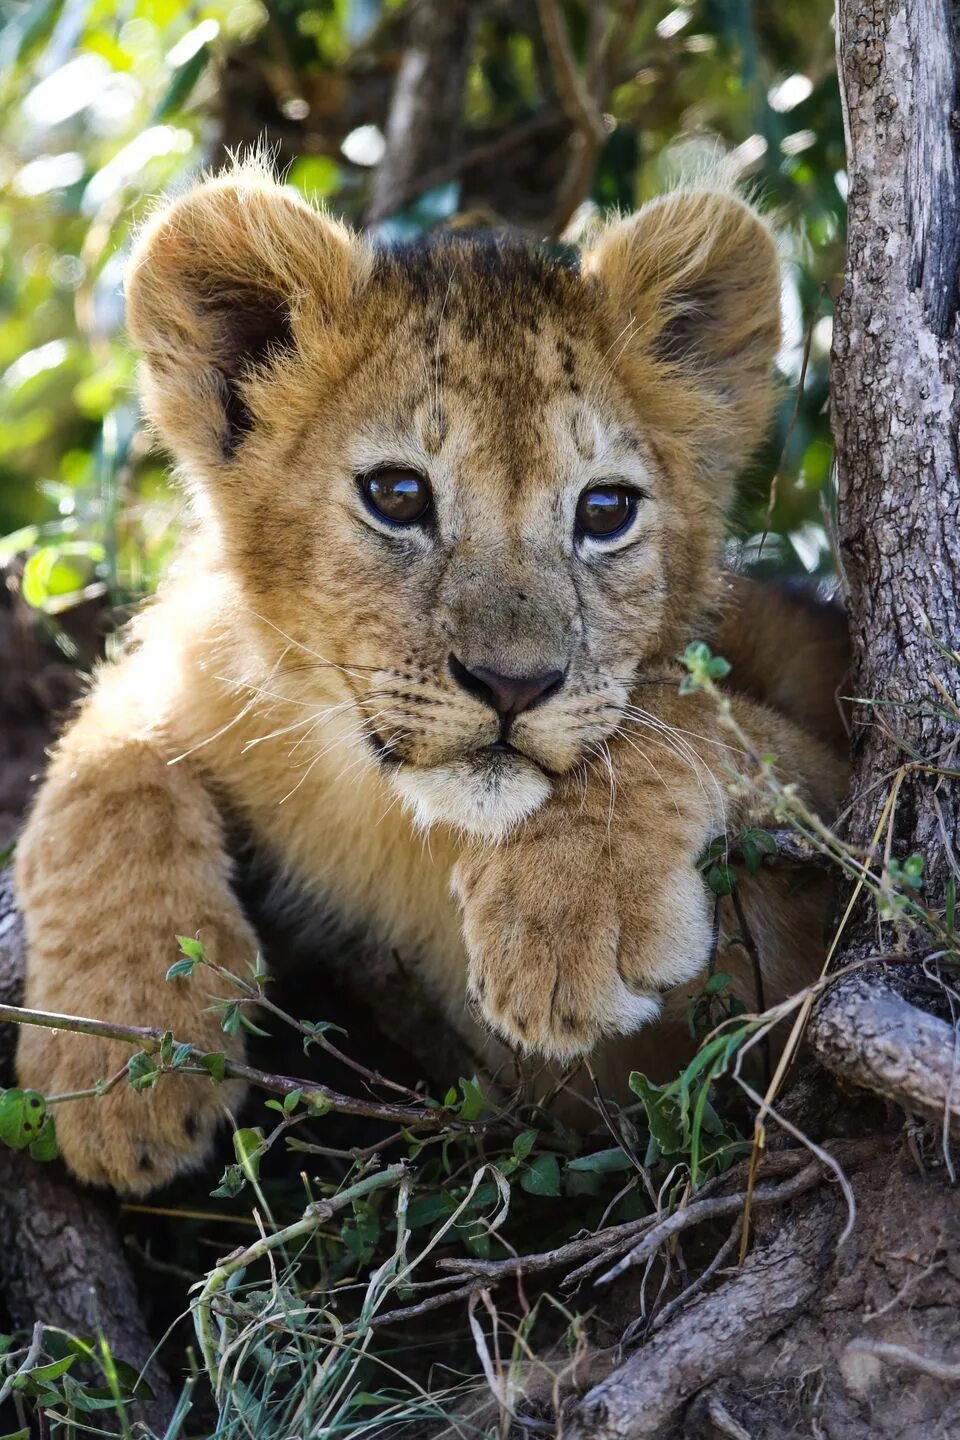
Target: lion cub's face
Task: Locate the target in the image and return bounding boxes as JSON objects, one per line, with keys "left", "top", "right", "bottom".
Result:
{"left": 127, "top": 166, "right": 780, "bottom": 838}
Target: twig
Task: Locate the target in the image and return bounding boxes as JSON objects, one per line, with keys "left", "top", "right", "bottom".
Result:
{"left": 0, "top": 1321, "right": 43, "bottom": 1406}
{"left": 347, "top": 1279, "right": 481, "bottom": 1335}
{"left": 537, "top": 0, "right": 640, "bottom": 236}
{"left": 584, "top": 1161, "right": 824, "bottom": 1290}
{"left": 0, "top": 1002, "right": 474, "bottom": 1134}
{"left": 844, "top": 1338, "right": 960, "bottom": 1382}
{"left": 537, "top": 0, "right": 606, "bottom": 146}
{"left": 437, "top": 1152, "right": 818, "bottom": 1290}
{"left": 646, "top": 1217, "right": 742, "bottom": 1336}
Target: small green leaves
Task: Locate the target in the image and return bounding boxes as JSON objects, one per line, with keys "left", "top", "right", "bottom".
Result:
{"left": 300, "top": 1018, "right": 348, "bottom": 1054}
{"left": 166, "top": 958, "right": 198, "bottom": 981}
{"left": 880, "top": 853, "right": 926, "bottom": 918}
{"left": 680, "top": 640, "right": 732, "bottom": 694}
{"left": 211, "top": 999, "right": 270, "bottom": 1038}
{"left": 176, "top": 935, "right": 207, "bottom": 962}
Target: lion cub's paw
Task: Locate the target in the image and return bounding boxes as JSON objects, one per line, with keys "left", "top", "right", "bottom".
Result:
{"left": 17, "top": 1026, "right": 245, "bottom": 1195}
{"left": 454, "top": 834, "right": 710, "bottom": 1061}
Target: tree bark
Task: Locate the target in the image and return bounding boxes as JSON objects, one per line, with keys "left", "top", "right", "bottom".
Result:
{"left": 831, "top": 0, "right": 960, "bottom": 904}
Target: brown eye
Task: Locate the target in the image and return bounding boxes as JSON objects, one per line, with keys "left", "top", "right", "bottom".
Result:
{"left": 575, "top": 484, "right": 639, "bottom": 541}
{"left": 360, "top": 468, "right": 432, "bottom": 526}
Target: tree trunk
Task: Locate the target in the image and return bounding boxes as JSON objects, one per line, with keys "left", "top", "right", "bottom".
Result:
{"left": 831, "top": 0, "right": 960, "bottom": 902}
{"left": 568, "top": 3, "right": 960, "bottom": 1433}
{"left": 367, "top": 0, "right": 478, "bottom": 224}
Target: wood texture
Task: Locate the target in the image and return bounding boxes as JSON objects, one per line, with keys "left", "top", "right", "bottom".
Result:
{"left": 832, "top": 0, "right": 960, "bottom": 903}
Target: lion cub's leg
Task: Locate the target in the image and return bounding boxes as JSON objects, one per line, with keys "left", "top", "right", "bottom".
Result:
{"left": 15, "top": 692, "right": 255, "bottom": 1194}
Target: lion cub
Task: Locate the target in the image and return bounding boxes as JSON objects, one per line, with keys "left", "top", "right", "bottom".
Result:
{"left": 15, "top": 163, "right": 848, "bottom": 1192}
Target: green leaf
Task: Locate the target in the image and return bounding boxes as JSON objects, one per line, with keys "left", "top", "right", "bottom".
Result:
{"left": 702, "top": 971, "right": 733, "bottom": 996}
{"left": 739, "top": 827, "right": 777, "bottom": 873}
{"left": 170, "top": 1043, "right": 192, "bottom": 1069}
{"left": 457, "top": 1076, "right": 493, "bottom": 1122}
{"left": 127, "top": 1052, "right": 159, "bottom": 1092}
{"left": 520, "top": 1153, "right": 561, "bottom": 1197}
{"left": 238, "top": 1011, "right": 271, "bottom": 1038}
{"left": 512, "top": 1129, "right": 538, "bottom": 1162}
{"left": 159, "top": 1031, "right": 173, "bottom": 1065}
{"left": 153, "top": 43, "right": 210, "bottom": 120}
{"left": 566, "top": 1147, "right": 634, "bottom": 1174}
{"left": 0, "top": 1088, "right": 47, "bottom": 1149}
{"left": 29, "top": 1114, "right": 58, "bottom": 1162}
{"left": 23, "top": 1355, "right": 75, "bottom": 1383}
{"left": 283, "top": 1089, "right": 302, "bottom": 1114}
{"left": 233, "top": 1127, "right": 264, "bottom": 1181}
{"left": 198, "top": 1051, "right": 226, "bottom": 1084}
{"left": 211, "top": 1164, "right": 245, "bottom": 1199}
{"left": 629, "top": 1073, "right": 685, "bottom": 1156}
{"left": 166, "top": 958, "right": 197, "bottom": 981}
{"left": 177, "top": 936, "right": 207, "bottom": 961}
{"left": 220, "top": 1001, "right": 241, "bottom": 1037}
{"left": 707, "top": 863, "right": 738, "bottom": 896}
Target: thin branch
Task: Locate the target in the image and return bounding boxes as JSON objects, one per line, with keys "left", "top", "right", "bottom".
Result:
{"left": 575, "top": 1161, "right": 824, "bottom": 1291}
{"left": 436, "top": 1151, "right": 819, "bottom": 1289}
{"left": 537, "top": 0, "right": 606, "bottom": 146}
{"left": 0, "top": 1002, "right": 475, "bottom": 1134}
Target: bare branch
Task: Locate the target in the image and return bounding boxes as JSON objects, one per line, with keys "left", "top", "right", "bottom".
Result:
{"left": 0, "top": 1000, "right": 475, "bottom": 1134}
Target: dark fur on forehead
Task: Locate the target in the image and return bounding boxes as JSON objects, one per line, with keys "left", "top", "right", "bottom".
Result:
{"left": 371, "top": 231, "right": 586, "bottom": 321}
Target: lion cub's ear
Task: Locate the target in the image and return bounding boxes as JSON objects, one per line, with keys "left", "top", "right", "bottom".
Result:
{"left": 584, "top": 187, "right": 781, "bottom": 488}
{"left": 125, "top": 161, "right": 367, "bottom": 466}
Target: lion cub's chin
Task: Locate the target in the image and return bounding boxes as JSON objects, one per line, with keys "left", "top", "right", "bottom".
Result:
{"left": 391, "top": 755, "right": 552, "bottom": 840}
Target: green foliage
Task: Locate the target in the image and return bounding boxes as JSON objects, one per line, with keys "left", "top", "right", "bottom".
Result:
{"left": 1, "top": 0, "right": 844, "bottom": 615}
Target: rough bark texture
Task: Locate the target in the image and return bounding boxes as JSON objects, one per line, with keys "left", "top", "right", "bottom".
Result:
{"left": 565, "top": 1197, "right": 839, "bottom": 1439}
{"left": 808, "top": 966, "right": 960, "bottom": 1133}
{"left": 368, "top": 0, "right": 478, "bottom": 223}
{"left": 831, "top": 0, "right": 960, "bottom": 901}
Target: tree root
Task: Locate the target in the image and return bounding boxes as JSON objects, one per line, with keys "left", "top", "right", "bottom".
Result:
{"left": 563, "top": 1195, "right": 840, "bottom": 1439}
{"left": 808, "top": 967, "right": 960, "bottom": 1136}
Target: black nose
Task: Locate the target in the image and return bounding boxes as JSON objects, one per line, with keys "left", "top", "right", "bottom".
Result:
{"left": 448, "top": 654, "right": 565, "bottom": 720}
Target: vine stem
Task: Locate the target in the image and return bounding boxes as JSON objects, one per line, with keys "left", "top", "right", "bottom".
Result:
{"left": 193, "top": 1163, "right": 409, "bottom": 1392}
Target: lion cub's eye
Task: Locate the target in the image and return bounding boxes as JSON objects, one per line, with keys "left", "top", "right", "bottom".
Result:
{"left": 575, "top": 484, "right": 639, "bottom": 541}
{"left": 359, "top": 468, "right": 432, "bottom": 526}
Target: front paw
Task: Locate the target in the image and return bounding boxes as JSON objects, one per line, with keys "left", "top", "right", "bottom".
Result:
{"left": 17, "top": 1026, "right": 245, "bottom": 1195}
{"left": 454, "top": 833, "right": 711, "bottom": 1061}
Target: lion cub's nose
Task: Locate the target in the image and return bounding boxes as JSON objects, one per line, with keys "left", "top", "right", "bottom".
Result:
{"left": 448, "top": 654, "right": 565, "bottom": 720}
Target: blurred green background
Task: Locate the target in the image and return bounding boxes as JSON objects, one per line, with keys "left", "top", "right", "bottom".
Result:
{"left": 0, "top": 0, "right": 844, "bottom": 618}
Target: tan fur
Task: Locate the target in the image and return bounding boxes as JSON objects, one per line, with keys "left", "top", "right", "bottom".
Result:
{"left": 15, "top": 161, "right": 848, "bottom": 1192}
